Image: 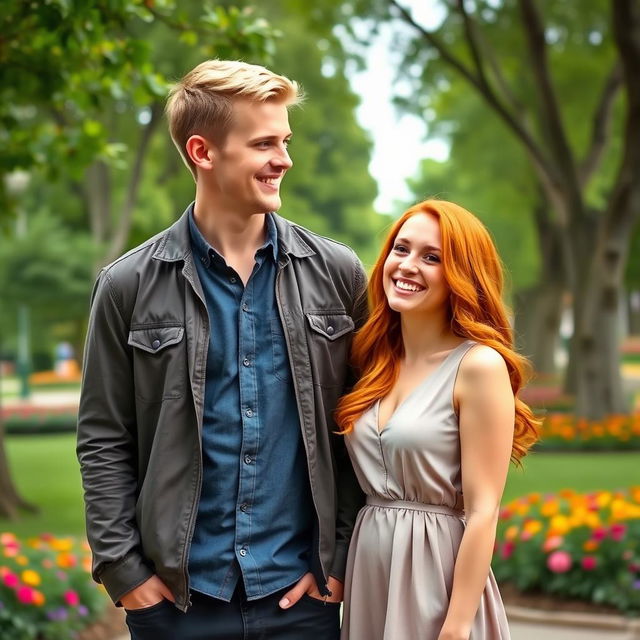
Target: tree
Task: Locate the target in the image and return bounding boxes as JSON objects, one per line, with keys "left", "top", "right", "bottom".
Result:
{"left": 0, "top": 0, "right": 278, "bottom": 519}
{"left": 347, "top": 0, "right": 640, "bottom": 418}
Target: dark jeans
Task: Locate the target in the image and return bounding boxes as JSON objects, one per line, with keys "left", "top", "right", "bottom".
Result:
{"left": 125, "top": 585, "right": 341, "bottom": 640}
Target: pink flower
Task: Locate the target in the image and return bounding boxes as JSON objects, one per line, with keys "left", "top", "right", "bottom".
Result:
{"left": 2, "top": 572, "right": 19, "bottom": 588}
{"left": 547, "top": 550, "right": 572, "bottom": 573}
{"left": 17, "top": 586, "right": 35, "bottom": 604}
{"left": 591, "top": 526, "right": 608, "bottom": 541}
{"left": 610, "top": 523, "right": 627, "bottom": 542}
{"left": 500, "top": 541, "right": 515, "bottom": 560}
{"left": 542, "top": 536, "right": 564, "bottom": 552}
{"left": 581, "top": 556, "right": 597, "bottom": 571}
{"left": 63, "top": 590, "right": 80, "bottom": 606}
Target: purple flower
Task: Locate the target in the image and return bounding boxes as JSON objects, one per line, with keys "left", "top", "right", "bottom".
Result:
{"left": 78, "top": 604, "right": 89, "bottom": 616}
{"left": 47, "top": 607, "right": 69, "bottom": 621}
{"left": 632, "top": 580, "right": 640, "bottom": 590}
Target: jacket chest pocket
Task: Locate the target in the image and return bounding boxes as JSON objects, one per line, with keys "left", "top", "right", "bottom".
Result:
{"left": 128, "top": 325, "right": 186, "bottom": 402}
{"left": 305, "top": 312, "right": 354, "bottom": 389}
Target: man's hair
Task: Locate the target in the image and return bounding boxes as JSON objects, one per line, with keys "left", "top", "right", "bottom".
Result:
{"left": 166, "top": 59, "right": 303, "bottom": 178}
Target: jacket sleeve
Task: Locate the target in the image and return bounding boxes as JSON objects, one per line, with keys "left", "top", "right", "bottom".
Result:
{"left": 330, "top": 253, "right": 368, "bottom": 581}
{"left": 76, "top": 270, "right": 153, "bottom": 604}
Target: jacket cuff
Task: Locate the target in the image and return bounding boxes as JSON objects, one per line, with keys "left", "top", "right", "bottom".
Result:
{"left": 329, "top": 541, "right": 349, "bottom": 583}
{"left": 97, "top": 552, "right": 154, "bottom": 606}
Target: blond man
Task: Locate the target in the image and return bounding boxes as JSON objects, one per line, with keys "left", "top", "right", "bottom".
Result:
{"left": 77, "top": 60, "right": 367, "bottom": 639}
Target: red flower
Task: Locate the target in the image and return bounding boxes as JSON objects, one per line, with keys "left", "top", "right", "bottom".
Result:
{"left": 581, "top": 556, "right": 598, "bottom": 571}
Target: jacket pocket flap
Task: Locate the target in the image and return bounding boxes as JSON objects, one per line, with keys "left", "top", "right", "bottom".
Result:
{"left": 128, "top": 326, "right": 184, "bottom": 354}
{"left": 305, "top": 313, "right": 354, "bottom": 341}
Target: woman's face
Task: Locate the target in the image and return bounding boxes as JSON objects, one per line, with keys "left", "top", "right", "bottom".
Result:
{"left": 382, "top": 213, "right": 450, "bottom": 318}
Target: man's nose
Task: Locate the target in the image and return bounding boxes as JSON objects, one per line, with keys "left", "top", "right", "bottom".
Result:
{"left": 273, "top": 145, "right": 293, "bottom": 170}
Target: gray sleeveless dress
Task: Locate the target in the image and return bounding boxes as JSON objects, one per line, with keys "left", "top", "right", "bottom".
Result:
{"left": 341, "top": 341, "right": 510, "bottom": 639}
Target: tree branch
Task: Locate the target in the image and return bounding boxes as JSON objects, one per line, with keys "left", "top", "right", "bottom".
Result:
{"left": 579, "top": 63, "right": 623, "bottom": 188}
{"left": 389, "top": 0, "right": 563, "bottom": 220}
{"left": 104, "top": 102, "right": 163, "bottom": 265}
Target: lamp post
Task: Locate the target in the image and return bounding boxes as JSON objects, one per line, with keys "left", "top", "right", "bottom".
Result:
{"left": 4, "top": 170, "right": 31, "bottom": 399}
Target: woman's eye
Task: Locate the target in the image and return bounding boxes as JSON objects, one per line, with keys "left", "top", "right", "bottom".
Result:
{"left": 393, "top": 244, "right": 408, "bottom": 254}
{"left": 424, "top": 254, "right": 440, "bottom": 263}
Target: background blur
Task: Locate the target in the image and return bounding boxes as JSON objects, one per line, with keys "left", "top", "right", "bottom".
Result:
{"left": 1, "top": 0, "right": 640, "bottom": 636}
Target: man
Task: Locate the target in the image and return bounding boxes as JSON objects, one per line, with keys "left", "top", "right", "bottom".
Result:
{"left": 77, "top": 60, "right": 367, "bottom": 639}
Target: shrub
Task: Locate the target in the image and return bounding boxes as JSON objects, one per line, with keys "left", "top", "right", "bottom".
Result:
{"left": 493, "top": 488, "right": 640, "bottom": 615}
{"left": 0, "top": 533, "right": 107, "bottom": 640}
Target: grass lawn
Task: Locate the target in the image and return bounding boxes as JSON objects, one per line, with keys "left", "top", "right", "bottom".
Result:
{"left": 502, "top": 450, "right": 639, "bottom": 502}
{"left": 1, "top": 434, "right": 638, "bottom": 538}
{"left": 1, "top": 433, "right": 85, "bottom": 538}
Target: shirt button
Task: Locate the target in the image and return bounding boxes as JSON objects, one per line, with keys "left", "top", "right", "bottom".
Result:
{"left": 244, "top": 455, "right": 253, "bottom": 464}
{"left": 229, "top": 276, "right": 237, "bottom": 284}
{"left": 239, "top": 503, "right": 249, "bottom": 513}
{"left": 242, "top": 303, "right": 249, "bottom": 312}
{"left": 326, "top": 325, "right": 335, "bottom": 336}
{"left": 152, "top": 339, "right": 161, "bottom": 349}
{"left": 245, "top": 408, "right": 253, "bottom": 417}
{"left": 243, "top": 358, "right": 251, "bottom": 367}
{"left": 239, "top": 548, "right": 247, "bottom": 557}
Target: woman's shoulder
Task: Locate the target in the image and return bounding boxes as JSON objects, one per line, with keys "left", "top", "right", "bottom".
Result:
{"left": 458, "top": 343, "right": 509, "bottom": 380}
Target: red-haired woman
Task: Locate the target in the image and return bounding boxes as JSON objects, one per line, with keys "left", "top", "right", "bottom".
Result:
{"left": 336, "top": 200, "right": 539, "bottom": 640}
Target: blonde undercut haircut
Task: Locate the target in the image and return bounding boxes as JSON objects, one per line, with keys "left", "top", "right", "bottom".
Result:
{"left": 166, "top": 59, "right": 303, "bottom": 179}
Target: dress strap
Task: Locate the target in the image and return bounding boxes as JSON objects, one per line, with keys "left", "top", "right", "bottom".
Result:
{"left": 366, "top": 495, "right": 464, "bottom": 518}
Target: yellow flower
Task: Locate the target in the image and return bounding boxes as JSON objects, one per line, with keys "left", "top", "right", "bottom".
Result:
{"left": 595, "top": 492, "right": 612, "bottom": 508}
{"left": 540, "top": 500, "right": 559, "bottom": 517}
{"left": 21, "top": 569, "right": 41, "bottom": 586}
{"left": 549, "top": 514, "right": 571, "bottom": 535}
{"left": 504, "top": 525, "right": 519, "bottom": 541}
{"left": 50, "top": 537, "right": 74, "bottom": 552}
{"left": 523, "top": 519, "right": 543, "bottom": 536}
{"left": 15, "top": 555, "right": 28, "bottom": 566}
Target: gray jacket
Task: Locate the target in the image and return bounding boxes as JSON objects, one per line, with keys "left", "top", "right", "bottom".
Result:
{"left": 77, "top": 210, "right": 367, "bottom": 611}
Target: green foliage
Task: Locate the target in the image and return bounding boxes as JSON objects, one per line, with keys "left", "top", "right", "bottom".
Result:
{"left": 0, "top": 0, "right": 280, "bottom": 203}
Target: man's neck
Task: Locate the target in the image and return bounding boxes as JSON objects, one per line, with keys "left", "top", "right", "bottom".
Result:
{"left": 193, "top": 197, "right": 269, "bottom": 285}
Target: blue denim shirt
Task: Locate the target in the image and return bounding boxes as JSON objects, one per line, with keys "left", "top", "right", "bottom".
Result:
{"left": 187, "top": 208, "right": 313, "bottom": 601}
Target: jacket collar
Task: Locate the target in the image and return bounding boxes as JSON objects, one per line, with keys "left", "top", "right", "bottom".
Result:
{"left": 153, "top": 204, "right": 315, "bottom": 262}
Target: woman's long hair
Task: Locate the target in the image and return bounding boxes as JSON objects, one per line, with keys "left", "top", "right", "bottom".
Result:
{"left": 335, "top": 199, "right": 539, "bottom": 462}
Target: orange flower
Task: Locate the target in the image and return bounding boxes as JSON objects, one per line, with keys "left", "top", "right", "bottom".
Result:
{"left": 541, "top": 500, "right": 559, "bottom": 517}
{"left": 583, "top": 540, "right": 599, "bottom": 552}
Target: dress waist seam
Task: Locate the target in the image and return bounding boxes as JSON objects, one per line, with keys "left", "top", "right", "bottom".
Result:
{"left": 366, "top": 495, "right": 464, "bottom": 518}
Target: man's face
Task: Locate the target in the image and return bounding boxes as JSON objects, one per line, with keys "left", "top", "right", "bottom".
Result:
{"left": 208, "top": 99, "right": 293, "bottom": 216}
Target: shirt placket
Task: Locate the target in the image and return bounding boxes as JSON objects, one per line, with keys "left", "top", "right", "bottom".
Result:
{"left": 235, "top": 257, "right": 262, "bottom": 595}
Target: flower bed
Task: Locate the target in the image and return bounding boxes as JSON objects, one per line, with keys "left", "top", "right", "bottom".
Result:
{"left": 493, "top": 488, "right": 640, "bottom": 615}
{"left": 0, "top": 533, "right": 108, "bottom": 640}
{"left": 536, "top": 413, "right": 640, "bottom": 450}
{"left": 0, "top": 406, "right": 78, "bottom": 435}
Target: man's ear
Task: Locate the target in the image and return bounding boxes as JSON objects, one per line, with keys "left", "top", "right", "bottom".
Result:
{"left": 185, "top": 135, "right": 215, "bottom": 171}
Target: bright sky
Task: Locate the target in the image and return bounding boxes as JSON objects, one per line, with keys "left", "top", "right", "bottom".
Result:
{"left": 342, "top": 5, "right": 449, "bottom": 214}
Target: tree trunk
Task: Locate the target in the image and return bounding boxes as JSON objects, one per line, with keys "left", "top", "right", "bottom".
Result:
{"left": 514, "top": 281, "right": 563, "bottom": 375}
{"left": 0, "top": 421, "right": 37, "bottom": 519}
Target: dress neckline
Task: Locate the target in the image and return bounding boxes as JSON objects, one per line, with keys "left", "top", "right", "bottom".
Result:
{"left": 375, "top": 340, "right": 473, "bottom": 435}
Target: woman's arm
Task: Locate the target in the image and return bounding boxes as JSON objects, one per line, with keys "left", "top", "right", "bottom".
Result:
{"left": 438, "top": 345, "right": 514, "bottom": 640}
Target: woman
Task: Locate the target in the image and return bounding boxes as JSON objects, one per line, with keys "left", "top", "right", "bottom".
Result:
{"left": 336, "top": 200, "right": 539, "bottom": 640}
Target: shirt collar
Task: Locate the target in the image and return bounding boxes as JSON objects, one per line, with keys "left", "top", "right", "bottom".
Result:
{"left": 188, "top": 205, "right": 279, "bottom": 268}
